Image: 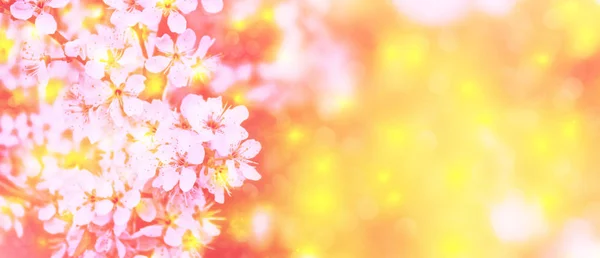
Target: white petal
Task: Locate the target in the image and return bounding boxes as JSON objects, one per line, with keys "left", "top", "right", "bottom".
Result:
{"left": 125, "top": 74, "right": 146, "bottom": 95}
{"left": 123, "top": 96, "right": 145, "bottom": 117}
{"left": 145, "top": 55, "right": 171, "bottom": 73}
{"left": 214, "top": 186, "right": 224, "bottom": 203}
{"left": 36, "top": 12, "right": 58, "bottom": 35}
{"left": 167, "top": 62, "right": 191, "bottom": 87}
{"left": 201, "top": 0, "right": 223, "bottom": 14}
{"left": 122, "top": 190, "right": 141, "bottom": 209}
{"left": 186, "top": 145, "right": 205, "bottom": 165}
{"left": 109, "top": 100, "right": 126, "bottom": 126}
{"left": 240, "top": 139, "right": 261, "bottom": 159}
{"left": 223, "top": 105, "right": 249, "bottom": 125}
{"left": 14, "top": 221, "right": 23, "bottom": 238}
{"left": 179, "top": 167, "right": 196, "bottom": 192}
{"left": 103, "top": 0, "right": 125, "bottom": 9}
{"left": 240, "top": 162, "right": 261, "bottom": 181}
{"left": 85, "top": 60, "right": 106, "bottom": 79}
{"left": 44, "top": 218, "right": 67, "bottom": 234}
{"left": 176, "top": 0, "right": 197, "bottom": 14}
{"left": 10, "top": 1, "right": 34, "bottom": 20}
{"left": 74, "top": 204, "right": 94, "bottom": 225}
{"left": 167, "top": 11, "right": 187, "bottom": 34}
{"left": 164, "top": 227, "right": 183, "bottom": 247}
{"left": 136, "top": 198, "right": 157, "bottom": 222}
{"left": 194, "top": 36, "right": 215, "bottom": 58}
{"left": 161, "top": 167, "right": 179, "bottom": 191}
{"left": 116, "top": 239, "right": 126, "bottom": 258}
{"left": 47, "top": 0, "right": 69, "bottom": 8}
{"left": 95, "top": 233, "right": 112, "bottom": 252}
{"left": 50, "top": 245, "right": 67, "bottom": 258}
{"left": 96, "top": 180, "right": 113, "bottom": 197}
{"left": 176, "top": 29, "right": 196, "bottom": 53}
{"left": 95, "top": 200, "right": 114, "bottom": 215}
{"left": 110, "top": 68, "right": 129, "bottom": 86}
{"left": 38, "top": 204, "right": 56, "bottom": 221}
{"left": 202, "top": 219, "right": 220, "bottom": 236}
{"left": 140, "top": 7, "right": 162, "bottom": 28}
{"left": 155, "top": 34, "right": 174, "bottom": 54}
{"left": 113, "top": 206, "right": 132, "bottom": 225}
{"left": 111, "top": 10, "right": 139, "bottom": 27}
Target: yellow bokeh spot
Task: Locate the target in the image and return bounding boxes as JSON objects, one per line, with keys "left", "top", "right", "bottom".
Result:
{"left": 91, "top": 7, "right": 103, "bottom": 18}
{"left": 386, "top": 191, "right": 402, "bottom": 206}
{"left": 0, "top": 34, "right": 14, "bottom": 63}
{"left": 45, "top": 79, "right": 63, "bottom": 104}
{"left": 146, "top": 75, "right": 165, "bottom": 96}
{"left": 261, "top": 9, "right": 274, "bottom": 21}
{"left": 63, "top": 151, "right": 87, "bottom": 169}
{"left": 9, "top": 90, "right": 26, "bottom": 107}
{"left": 446, "top": 163, "right": 470, "bottom": 189}
{"left": 378, "top": 170, "right": 390, "bottom": 183}
{"left": 233, "top": 19, "right": 247, "bottom": 31}
{"left": 460, "top": 80, "right": 480, "bottom": 99}
{"left": 384, "top": 125, "right": 406, "bottom": 145}
{"left": 562, "top": 119, "right": 579, "bottom": 140}
{"left": 534, "top": 53, "right": 551, "bottom": 67}
{"left": 533, "top": 134, "right": 550, "bottom": 156}
{"left": 233, "top": 93, "right": 244, "bottom": 104}
{"left": 288, "top": 128, "right": 304, "bottom": 143}
{"left": 302, "top": 188, "right": 335, "bottom": 215}
{"left": 440, "top": 234, "right": 468, "bottom": 257}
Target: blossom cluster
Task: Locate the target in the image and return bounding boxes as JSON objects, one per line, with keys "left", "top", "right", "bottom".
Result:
{"left": 0, "top": 0, "right": 263, "bottom": 257}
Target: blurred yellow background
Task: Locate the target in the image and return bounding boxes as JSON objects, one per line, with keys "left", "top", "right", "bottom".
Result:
{"left": 204, "top": 0, "right": 600, "bottom": 257}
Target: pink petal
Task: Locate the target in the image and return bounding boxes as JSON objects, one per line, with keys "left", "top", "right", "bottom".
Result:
{"left": 95, "top": 233, "right": 112, "bottom": 253}
{"left": 176, "top": 0, "right": 197, "bottom": 14}
{"left": 10, "top": 1, "right": 34, "bottom": 20}
{"left": 50, "top": 244, "right": 66, "bottom": 258}
{"left": 125, "top": 74, "right": 146, "bottom": 95}
{"left": 95, "top": 180, "right": 114, "bottom": 197}
{"left": 38, "top": 204, "right": 56, "bottom": 221}
{"left": 167, "top": 62, "right": 191, "bottom": 87}
{"left": 140, "top": 7, "right": 162, "bottom": 29}
{"left": 167, "top": 11, "right": 186, "bottom": 34}
{"left": 122, "top": 190, "right": 141, "bottom": 209}
{"left": 84, "top": 60, "right": 106, "bottom": 79}
{"left": 116, "top": 239, "right": 126, "bottom": 258}
{"left": 202, "top": 219, "right": 220, "bottom": 236}
{"left": 123, "top": 96, "right": 145, "bottom": 117}
{"left": 109, "top": 100, "right": 126, "bottom": 126}
{"left": 155, "top": 34, "right": 174, "bottom": 54}
{"left": 201, "top": 0, "right": 223, "bottom": 14}
{"left": 194, "top": 36, "right": 215, "bottom": 58}
{"left": 47, "top": 0, "right": 69, "bottom": 8}
{"left": 164, "top": 227, "right": 183, "bottom": 247}
{"left": 111, "top": 10, "right": 139, "bottom": 27}
{"left": 113, "top": 206, "right": 132, "bottom": 225}
{"left": 240, "top": 139, "right": 261, "bottom": 159}
{"left": 145, "top": 55, "right": 171, "bottom": 73}
{"left": 186, "top": 144, "right": 205, "bottom": 165}
{"left": 136, "top": 198, "right": 157, "bottom": 222}
{"left": 240, "top": 162, "right": 261, "bottom": 181}
{"left": 223, "top": 105, "right": 249, "bottom": 125}
{"left": 44, "top": 218, "right": 67, "bottom": 234}
{"left": 214, "top": 186, "right": 224, "bottom": 204}
{"left": 14, "top": 221, "right": 23, "bottom": 238}
{"left": 103, "top": 0, "right": 125, "bottom": 9}
{"left": 110, "top": 68, "right": 129, "bottom": 86}
{"left": 161, "top": 167, "right": 179, "bottom": 191}
{"left": 132, "top": 225, "right": 163, "bottom": 238}
{"left": 74, "top": 204, "right": 94, "bottom": 225}
{"left": 179, "top": 167, "right": 196, "bottom": 192}
{"left": 95, "top": 199, "right": 114, "bottom": 215}
{"left": 36, "top": 12, "right": 58, "bottom": 35}
{"left": 176, "top": 29, "right": 196, "bottom": 53}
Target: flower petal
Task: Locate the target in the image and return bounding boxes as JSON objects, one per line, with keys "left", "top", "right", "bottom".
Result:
{"left": 95, "top": 200, "right": 114, "bottom": 215}
{"left": 109, "top": 100, "right": 126, "bottom": 126}
{"left": 161, "top": 167, "right": 179, "bottom": 191}
{"left": 84, "top": 60, "right": 106, "bottom": 80}
{"left": 38, "top": 204, "right": 56, "bottom": 221}
{"left": 176, "top": 29, "right": 196, "bottom": 53}
{"left": 135, "top": 199, "right": 156, "bottom": 222}
{"left": 36, "top": 12, "right": 58, "bottom": 35}
{"left": 167, "top": 62, "right": 191, "bottom": 87}
{"left": 164, "top": 227, "right": 183, "bottom": 247}
{"left": 240, "top": 139, "right": 261, "bottom": 159}
{"left": 74, "top": 204, "right": 94, "bottom": 226}
{"left": 44, "top": 218, "right": 67, "bottom": 234}
{"left": 14, "top": 221, "right": 23, "bottom": 237}
{"left": 113, "top": 206, "right": 132, "bottom": 225}
{"left": 240, "top": 162, "right": 261, "bottom": 181}
{"left": 155, "top": 34, "right": 174, "bottom": 54}
{"left": 140, "top": 7, "right": 162, "bottom": 29}
{"left": 186, "top": 144, "right": 205, "bottom": 165}
{"left": 179, "top": 167, "right": 196, "bottom": 192}
{"left": 176, "top": 0, "right": 197, "bottom": 14}
{"left": 167, "top": 11, "right": 187, "bottom": 34}
{"left": 10, "top": 2, "right": 34, "bottom": 20}
{"left": 223, "top": 105, "right": 249, "bottom": 125}
{"left": 194, "top": 36, "right": 215, "bottom": 58}
{"left": 125, "top": 74, "right": 146, "bottom": 95}
{"left": 123, "top": 96, "right": 145, "bottom": 117}
{"left": 145, "top": 56, "right": 171, "bottom": 73}
{"left": 47, "top": 0, "right": 70, "bottom": 8}
{"left": 201, "top": 0, "right": 223, "bottom": 14}
{"left": 122, "top": 190, "right": 141, "bottom": 209}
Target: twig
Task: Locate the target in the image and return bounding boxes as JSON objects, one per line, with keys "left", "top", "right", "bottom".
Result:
{"left": 133, "top": 25, "right": 148, "bottom": 59}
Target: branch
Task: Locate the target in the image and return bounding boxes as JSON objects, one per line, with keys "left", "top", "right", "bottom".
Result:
{"left": 133, "top": 25, "right": 148, "bottom": 59}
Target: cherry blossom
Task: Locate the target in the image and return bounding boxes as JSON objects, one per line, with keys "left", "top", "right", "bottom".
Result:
{"left": 141, "top": 0, "right": 197, "bottom": 33}
{"left": 145, "top": 29, "right": 215, "bottom": 87}
{"left": 10, "top": 0, "right": 70, "bottom": 34}
{"left": 153, "top": 137, "right": 204, "bottom": 193}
